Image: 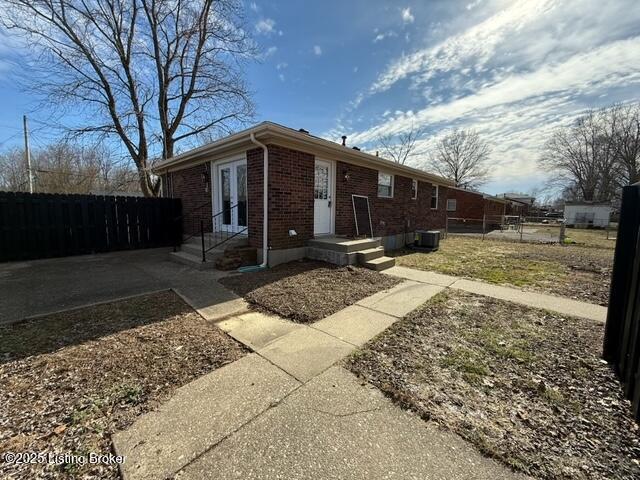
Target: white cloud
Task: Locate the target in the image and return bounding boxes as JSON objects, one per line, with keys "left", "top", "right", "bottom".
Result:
{"left": 466, "top": 0, "right": 483, "bottom": 10}
{"left": 313, "top": 45, "right": 322, "bottom": 56}
{"left": 350, "top": 37, "right": 640, "bottom": 144}
{"left": 255, "top": 18, "right": 276, "bottom": 35}
{"left": 401, "top": 7, "right": 415, "bottom": 24}
{"left": 278, "top": 73, "right": 285, "bottom": 82}
{"left": 342, "top": 36, "right": 640, "bottom": 192}
{"left": 276, "top": 62, "right": 288, "bottom": 70}
{"left": 249, "top": 2, "right": 259, "bottom": 12}
{"left": 373, "top": 30, "right": 397, "bottom": 43}
{"left": 264, "top": 46, "right": 277, "bottom": 58}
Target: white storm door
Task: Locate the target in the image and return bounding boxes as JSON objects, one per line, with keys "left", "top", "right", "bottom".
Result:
{"left": 218, "top": 160, "right": 247, "bottom": 233}
{"left": 314, "top": 159, "right": 333, "bottom": 235}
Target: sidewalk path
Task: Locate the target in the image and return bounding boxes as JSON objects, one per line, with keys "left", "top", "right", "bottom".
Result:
{"left": 383, "top": 265, "right": 608, "bottom": 323}
{"left": 113, "top": 278, "right": 525, "bottom": 480}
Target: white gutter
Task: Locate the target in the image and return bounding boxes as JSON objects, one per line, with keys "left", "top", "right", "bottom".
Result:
{"left": 250, "top": 133, "right": 269, "bottom": 267}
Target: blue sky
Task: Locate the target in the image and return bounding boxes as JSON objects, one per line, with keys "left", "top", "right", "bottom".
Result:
{"left": 1, "top": 0, "right": 640, "bottom": 196}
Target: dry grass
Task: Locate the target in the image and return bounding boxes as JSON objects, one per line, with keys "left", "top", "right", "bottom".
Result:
{"left": 0, "top": 291, "right": 246, "bottom": 479}
{"left": 392, "top": 235, "right": 613, "bottom": 305}
{"left": 346, "top": 290, "right": 640, "bottom": 480}
{"left": 220, "top": 260, "right": 401, "bottom": 323}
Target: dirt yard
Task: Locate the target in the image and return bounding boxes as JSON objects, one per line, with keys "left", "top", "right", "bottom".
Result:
{"left": 346, "top": 290, "right": 640, "bottom": 480}
{"left": 220, "top": 260, "right": 401, "bottom": 323}
{"left": 393, "top": 234, "right": 613, "bottom": 305}
{"left": 0, "top": 291, "right": 246, "bottom": 479}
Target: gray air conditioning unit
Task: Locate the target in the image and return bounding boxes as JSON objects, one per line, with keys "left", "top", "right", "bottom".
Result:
{"left": 414, "top": 230, "right": 440, "bottom": 251}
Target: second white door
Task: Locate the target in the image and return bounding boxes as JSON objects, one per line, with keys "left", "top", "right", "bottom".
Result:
{"left": 314, "top": 159, "right": 333, "bottom": 235}
{"left": 217, "top": 160, "right": 247, "bottom": 233}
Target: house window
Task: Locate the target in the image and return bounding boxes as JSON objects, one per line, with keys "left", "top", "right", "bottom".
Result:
{"left": 378, "top": 172, "right": 393, "bottom": 198}
{"left": 411, "top": 179, "right": 418, "bottom": 200}
{"left": 447, "top": 198, "right": 457, "bottom": 211}
{"left": 431, "top": 185, "right": 439, "bottom": 209}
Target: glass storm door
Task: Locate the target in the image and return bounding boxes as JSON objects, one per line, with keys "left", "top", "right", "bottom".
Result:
{"left": 314, "top": 159, "right": 333, "bottom": 235}
{"left": 218, "top": 160, "right": 247, "bottom": 233}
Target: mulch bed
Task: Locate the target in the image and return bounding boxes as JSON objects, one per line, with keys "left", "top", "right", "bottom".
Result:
{"left": 346, "top": 290, "right": 640, "bottom": 480}
{"left": 220, "top": 260, "right": 401, "bottom": 323}
{"left": 0, "top": 291, "right": 246, "bottom": 479}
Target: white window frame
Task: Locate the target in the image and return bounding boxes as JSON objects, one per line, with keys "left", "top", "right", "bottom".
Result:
{"left": 447, "top": 198, "right": 457, "bottom": 212}
{"left": 431, "top": 184, "right": 439, "bottom": 209}
{"left": 411, "top": 179, "right": 418, "bottom": 200}
{"left": 377, "top": 171, "right": 394, "bottom": 198}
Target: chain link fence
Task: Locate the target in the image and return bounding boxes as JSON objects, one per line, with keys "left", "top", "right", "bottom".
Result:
{"left": 444, "top": 214, "right": 617, "bottom": 244}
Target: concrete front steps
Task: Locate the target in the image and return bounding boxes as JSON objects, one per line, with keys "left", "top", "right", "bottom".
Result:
{"left": 306, "top": 237, "right": 395, "bottom": 271}
{"left": 169, "top": 233, "right": 249, "bottom": 270}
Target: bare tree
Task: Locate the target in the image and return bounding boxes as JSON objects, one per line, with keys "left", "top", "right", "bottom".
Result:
{"left": 609, "top": 103, "right": 640, "bottom": 186}
{"left": 0, "top": 147, "right": 30, "bottom": 191}
{"left": 0, "top": 141, "right": 139, "bottom": 194}
{"left": 2, "top": 0, "right": 255, "bottom": 197}
{"left": 377, "top": 125, "right": 425, "bottom": 165}
{"left": 428, "top": 129, "right": 491, "bottom": 189}
{"left": 541, "top": 109, "right": 618, "bottom": 202}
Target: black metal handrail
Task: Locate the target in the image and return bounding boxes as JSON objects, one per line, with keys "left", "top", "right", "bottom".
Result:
{"left": 173, "top": 200, "right": 212, "bottom": 250}
{"left": 198, "top": 203, "right": 248, "bottom": 262}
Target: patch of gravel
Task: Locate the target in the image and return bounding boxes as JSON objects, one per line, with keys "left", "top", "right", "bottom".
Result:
{"left": 346, "top": 290, "right": 640, "bottom": 480}
{"left": 0, "top": 291, "right": 246, "bottom": 479}
{"left": 220, "top": 260, "right": 401, "bottom": 323}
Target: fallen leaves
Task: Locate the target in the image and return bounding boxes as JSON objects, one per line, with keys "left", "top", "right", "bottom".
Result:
{"left": 346, "top": 290, "right": 640, "bottom": 480}
{"left": 220, "top": 260, "right": 401, "bottom": 323}
{"left": 0, "top": 291, "right": 246, "bottom": 479}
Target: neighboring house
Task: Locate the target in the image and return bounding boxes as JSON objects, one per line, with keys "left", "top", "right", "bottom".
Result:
{"left": 497, "top": 193, "right": 534, "bottom": 216}
{"left": 445, "top": 187, "right": 508, "bottom": 232}
{"left": 564, "top": 202, "right": 612, "bottom": 228}
{"left": 502, "top": 192, "right": 535, "bottom": 207}
{"left": 445, "top": 187, "right": 507, "bottom": 219}
{"left": 154, "top": 122, "right": 455, "bottom": 267}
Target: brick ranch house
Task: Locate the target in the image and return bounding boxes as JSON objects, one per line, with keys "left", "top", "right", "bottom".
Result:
{"left": 154, "top": 122, "right": 456, "bottom": 269}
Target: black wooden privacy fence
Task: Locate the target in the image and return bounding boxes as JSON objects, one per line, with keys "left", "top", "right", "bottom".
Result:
{"left": 0, "top": 191, "right": 182, "bottom": 262}
{"left": 604, "top": 183, "right": 640, "bottom": 421}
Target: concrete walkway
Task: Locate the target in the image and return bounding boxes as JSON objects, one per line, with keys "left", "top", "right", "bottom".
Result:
{"left": 383, "top": 265, "right": 608, "bottom": 323}
{"left": 0, "top": 248, "right": 248, "bottom": 325}
{"left": 112, "top": 278, "right": 526, "bottom": 479}
{"left": 112, "top": 263, "right": 607, "bottom": 479}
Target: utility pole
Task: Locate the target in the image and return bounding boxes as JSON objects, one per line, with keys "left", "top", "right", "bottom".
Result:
{"left": 23, "top": 115, "right": 33, "bottom": 193}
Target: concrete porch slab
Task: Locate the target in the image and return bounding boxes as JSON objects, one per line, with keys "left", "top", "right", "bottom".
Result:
{"left": 312, "top": 305, "right": 397, "bottom": 346}
{"left": 383, "top": 265, "right": 459, "bottom": 287}
{"left": 112, "top": 354, "right": 300, "bottom": 480}
{"left": 217, "top": 311, "right": 302, "bottom": 349}
{"left": 356, "top": 280, "right": 445, "bottom": 317}
{"left": 257, "top": 327, "right": 355, "bottom": 382}
{"left": 175, "top": 367, "right": 527, "bottom": 480}
{"left": 306, "top": 236, "right": 381, "bottom": 253}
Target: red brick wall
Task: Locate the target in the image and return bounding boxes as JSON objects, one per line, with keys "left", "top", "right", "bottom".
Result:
{"left": 168, "top": 164, "right": 212, "bottom": 235}
{"left": 267, "top": 144, "right": 314, "bottom": 249}
{"left": 446, "top": 188, "right": 484, "bottom": 219}
{"left": 247, "top": 145, "right": 314, "bottom": 250}
{"left": 170, "top": 145, "right": 448, "bottom": 249}
{"left": 484, "top": 198, "right": 506, "bottom": 217}
{"left": 335, "top": 161, "right": 446, "bottom": 237}
{"left": 247, "top": 148, "right": 264, "bottom": 249}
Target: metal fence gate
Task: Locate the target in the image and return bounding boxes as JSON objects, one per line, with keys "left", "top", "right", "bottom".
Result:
{"left": 603, "top": 184, "right": 640, "bottom": 420}
{"left": 0, "top": 191, "right": 182, "bottom": 262}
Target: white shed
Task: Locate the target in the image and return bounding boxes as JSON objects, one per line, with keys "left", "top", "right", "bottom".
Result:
{"left": 564, "top": 202, "right": 612, "bottom": 228}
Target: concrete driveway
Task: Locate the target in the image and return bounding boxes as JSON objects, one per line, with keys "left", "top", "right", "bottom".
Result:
{"left": 0, "top": 248, "right": 246, "bottom": 325}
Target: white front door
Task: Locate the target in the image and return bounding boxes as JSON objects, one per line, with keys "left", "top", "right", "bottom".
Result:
{"left": 217, "top": 160, "right": 247, "bottom": 233}
{"left": 314, "top": 159, "right": 333, "bottom": 235}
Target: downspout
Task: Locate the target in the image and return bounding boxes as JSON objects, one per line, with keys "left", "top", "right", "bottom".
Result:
{"left": 249, "top": 133, "right": 269, "bottom": 268}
